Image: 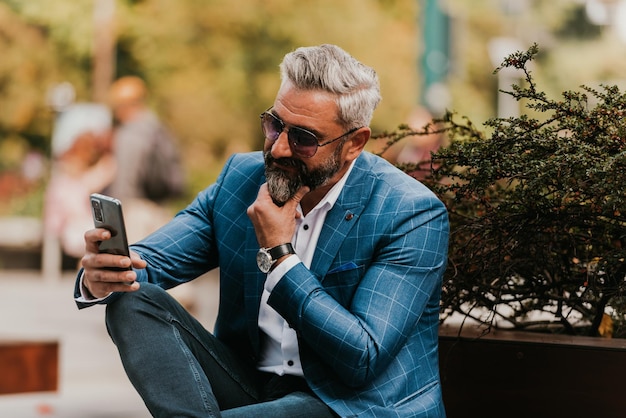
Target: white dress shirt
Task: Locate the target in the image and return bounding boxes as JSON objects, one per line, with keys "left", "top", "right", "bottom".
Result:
{"left": 256, "top": 161, "right": 355, "bottom": 376}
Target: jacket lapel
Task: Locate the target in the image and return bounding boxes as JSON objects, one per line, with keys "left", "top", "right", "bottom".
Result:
{"left": 310, "top": 155, "right": 373, "bottom": 277}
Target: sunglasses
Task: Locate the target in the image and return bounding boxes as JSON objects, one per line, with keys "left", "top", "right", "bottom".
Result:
{"left": 260, "top": 108, "right": 360, "bottom": 158}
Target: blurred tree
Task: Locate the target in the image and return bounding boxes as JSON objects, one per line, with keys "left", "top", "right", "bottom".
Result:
{"left": 112, "top": 0, "right": 419, "bottom": 192}
{"left": 0, "top": 3, "right": 61, "bottom": 156}
{"left": 3, "top": 0, "right": 626, "bottom": 217}
{"left": 0, "top": 0, "right": 418, "bottom": 203}
{"left": 442, "top": 0, "right": 626, "bottom": 126}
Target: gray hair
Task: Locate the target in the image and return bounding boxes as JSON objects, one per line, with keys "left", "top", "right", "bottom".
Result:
{"left": 279, "top": 44, "right": 381, "bottom": 129}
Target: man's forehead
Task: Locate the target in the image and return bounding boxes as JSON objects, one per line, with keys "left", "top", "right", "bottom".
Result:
{"left": 273, "top": 87, "right": 339, "bottom": 127}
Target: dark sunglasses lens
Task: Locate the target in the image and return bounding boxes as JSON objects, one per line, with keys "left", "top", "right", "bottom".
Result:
{"left": 261, "top": 113, "right": 281, "bottom": 140}
{"left": 289, "top": 128, "right": 318, "bottom": 157}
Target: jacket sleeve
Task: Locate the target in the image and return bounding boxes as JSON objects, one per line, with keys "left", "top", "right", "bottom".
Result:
{"left": 268, "top": 190, "right": 449, "bottom": 388}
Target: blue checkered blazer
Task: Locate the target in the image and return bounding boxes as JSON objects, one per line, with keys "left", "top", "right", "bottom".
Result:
{"left": 79, "top": 151, "right": 449, "bottom": 417}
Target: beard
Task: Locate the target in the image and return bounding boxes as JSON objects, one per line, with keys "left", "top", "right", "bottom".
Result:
{"left": 264, "top": 142, "right": 344, "bottom": 206}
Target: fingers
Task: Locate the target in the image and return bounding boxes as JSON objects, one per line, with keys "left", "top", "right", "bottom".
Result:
{"left": 82, "top": 258, "right": 140, "bottom": 299}
{"left": 130, "top": 251, "right": 147, "bottom": 269}
{"left": 81, "top": 228, "right": 144, "bottom": 298}
{"left": 289, "top": 186, "right": 310, "bottom": 205}
{"left": 251, "top": 184, "right": 309, "bottom": 212}
{"left": 285, "top": 186, "right": 309, "bottom": 218}
{"left": 84, "top": 228, "right": 110, "bottom": 252}
{"left": 85, "top": 275, "right": 140, "bottom": 299}
{"left": 247, "top": 184, "right": 309, "bottom": 248}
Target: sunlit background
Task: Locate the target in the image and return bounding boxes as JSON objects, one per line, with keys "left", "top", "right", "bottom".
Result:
{"left": 1, "top": 0, "right": 626, "bottom": 218}
{"left": 1, "top": 0, "right": 626, "bottom": 415}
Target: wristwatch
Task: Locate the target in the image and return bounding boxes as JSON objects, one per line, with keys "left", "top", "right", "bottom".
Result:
{"left": 256, "top": 243, "right": 295, "bottom": 273}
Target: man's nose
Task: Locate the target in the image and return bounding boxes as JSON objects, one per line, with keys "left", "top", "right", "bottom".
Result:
{"left": 270, "top": 130, "right": 293, "bottom": 158}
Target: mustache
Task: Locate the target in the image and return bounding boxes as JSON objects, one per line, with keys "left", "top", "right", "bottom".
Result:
{"left": 264, "top": 153, "right": 308, "bottom": 173}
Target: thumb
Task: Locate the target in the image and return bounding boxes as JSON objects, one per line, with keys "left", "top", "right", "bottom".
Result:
{"left": 288, "top": 186, "right": 310, "bottom": 207}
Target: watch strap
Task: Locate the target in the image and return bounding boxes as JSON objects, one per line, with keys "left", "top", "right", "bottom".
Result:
{"left": 268, "top": 243, "right": 295, "bottom": 260}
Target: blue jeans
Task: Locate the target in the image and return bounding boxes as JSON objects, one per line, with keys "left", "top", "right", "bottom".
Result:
{"left": 105, "top": 283, "right": 336, "bottom": 418}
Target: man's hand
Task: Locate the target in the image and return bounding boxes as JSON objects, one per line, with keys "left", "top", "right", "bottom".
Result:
{"left": 81, "top": 228, "right": 147, "bottom": 299}
{"left": 247, "top": 184, "right": 309, "bottom": 249}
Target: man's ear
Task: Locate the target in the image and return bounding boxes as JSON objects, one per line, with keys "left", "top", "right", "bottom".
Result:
{"left": 345, "top": 128, "right": 371, "bottom": 160}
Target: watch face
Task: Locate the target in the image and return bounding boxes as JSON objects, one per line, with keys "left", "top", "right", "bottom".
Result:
{"left": 256, "top": 248, "right": 273, "bottom": 273}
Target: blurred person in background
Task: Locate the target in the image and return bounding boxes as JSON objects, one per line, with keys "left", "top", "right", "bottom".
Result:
{"left": 105, "top": 75, "right": 184, "bottom": 243}
{"left": 105, "top": 75, "right": 190, "bottom": 308}
{"left": 44, "top": 103, "right": 115, "bottom": 260}
{"left": 75, "top": 44, "right": 449, "bottom": 417}
{"left": 378, "top": 107, "right": 444, "bottom": 180}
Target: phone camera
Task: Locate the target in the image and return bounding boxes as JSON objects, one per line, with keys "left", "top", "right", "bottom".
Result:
{"left": 92, "top": 199, "right": 104, "bottom": 222}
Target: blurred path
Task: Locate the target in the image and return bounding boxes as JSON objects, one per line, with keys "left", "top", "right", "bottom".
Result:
{"left": 0, "top": 270, "right": 219, "bottom": 418}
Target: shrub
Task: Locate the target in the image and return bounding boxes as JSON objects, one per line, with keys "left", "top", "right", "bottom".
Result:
{"left": 377, "top": 44, "right": 626, "bottom": 337}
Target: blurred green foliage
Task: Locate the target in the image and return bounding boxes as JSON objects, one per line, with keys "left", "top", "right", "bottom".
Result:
{"left": 0, "top": 0, "right": 419, "bottom": 215}
{"left": 1, "top": 0, "right": 626, "bottom": 219}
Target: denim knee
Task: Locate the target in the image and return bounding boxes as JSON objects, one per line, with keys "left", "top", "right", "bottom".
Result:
{"left": 107, "top": 281, "right": 162, "bottom": 312}
{"left": 105, "top": 283, "right": 170, "bottom": 339}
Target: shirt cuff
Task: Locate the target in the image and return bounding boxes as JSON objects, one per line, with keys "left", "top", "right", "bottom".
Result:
{"left": 75, "top": 271, "right": 112, "bottom": 303}
{"left": 264, "top": 254, "right": 299, "bottom": 293}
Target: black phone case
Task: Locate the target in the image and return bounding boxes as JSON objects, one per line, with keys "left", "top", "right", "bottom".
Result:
{"left": 90, "top": 193, "right": 131, "bottom": 265}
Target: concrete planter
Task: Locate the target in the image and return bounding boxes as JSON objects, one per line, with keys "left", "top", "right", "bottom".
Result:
{"left": 439, "top": 324, "right": 626, "bottom": 418}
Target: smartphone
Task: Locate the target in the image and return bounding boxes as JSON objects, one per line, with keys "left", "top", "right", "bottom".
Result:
{"left": 90, "top": 193, "right": 131, "bottom": 271}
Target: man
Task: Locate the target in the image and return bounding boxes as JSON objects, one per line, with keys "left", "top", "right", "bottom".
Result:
{"left": 106, "top": 75, "right": 184, "bottom": 203}
{"left": 76, "top": 44, "right": 449, "bottom": 417}
{"left": 105, "top": 75, "right": 185, "bottom": 251}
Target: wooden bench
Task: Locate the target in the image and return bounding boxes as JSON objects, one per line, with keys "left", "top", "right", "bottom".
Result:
{"left": 0, "top": 340, "right": 59, "bottom": 394}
